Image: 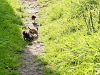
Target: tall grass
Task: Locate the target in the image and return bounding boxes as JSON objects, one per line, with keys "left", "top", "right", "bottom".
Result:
{"left": 0, "top": 0, "right": 26, "bottom": 74}
{"left": 37, "top": 0, "right": 100, "bottom": 75}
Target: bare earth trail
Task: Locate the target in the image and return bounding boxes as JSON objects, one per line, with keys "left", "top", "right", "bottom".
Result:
{"left": 19, "top": 0, "right": 44, "bottom": 75}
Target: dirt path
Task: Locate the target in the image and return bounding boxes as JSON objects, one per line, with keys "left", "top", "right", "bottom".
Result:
{"left": 19, "top": 0, "right": 44, "bottom": 75}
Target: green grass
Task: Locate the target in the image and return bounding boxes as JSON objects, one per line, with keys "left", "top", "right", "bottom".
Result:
{"left": 0, "top": 0, "right": 26, "bottom": 74}
{"left": 37, "top": 0, "right": 100, "bottom": 75}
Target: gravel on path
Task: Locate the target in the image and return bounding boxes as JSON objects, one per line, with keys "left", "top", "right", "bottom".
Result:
{"left": 19, "top": 0, "right": 44, "bottom": 75}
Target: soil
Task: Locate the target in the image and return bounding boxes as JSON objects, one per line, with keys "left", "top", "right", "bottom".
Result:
{"left": 18, "top": 0, "right": 44, "bottom": 75}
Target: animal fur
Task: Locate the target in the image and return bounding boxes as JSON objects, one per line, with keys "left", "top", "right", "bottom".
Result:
{"left": 22, "top": 27, "right": 38, "bottom": 41}
{"left": 23, "top": 31, "right": 34, "bottom": 40}
{"left": 28, "top": 27, "right": 38, "bottom": 35}
{"left": 32, "top": 15, "right": 36, "bottom": 23}
{"left": 32, "top": 15, "right": 36, "bottom": 20}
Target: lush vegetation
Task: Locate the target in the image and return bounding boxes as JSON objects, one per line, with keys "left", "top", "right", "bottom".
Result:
{"left": 0, "top": 0, "right": 26, "bottom": 74}
{"left": 37, "top": 0, "right": 100, "bottom": 75}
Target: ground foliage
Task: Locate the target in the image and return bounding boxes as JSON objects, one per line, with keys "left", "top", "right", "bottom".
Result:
{"left": 37, "top": 0, "right": 100, "bottom": 75}
{"left": 0, "top": 0, "right": 26, "bottom": 74}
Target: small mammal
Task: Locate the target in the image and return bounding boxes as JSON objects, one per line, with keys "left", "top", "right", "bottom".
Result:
{"left": 23, "top": 30, "right": 30, "bottom": 40}
{"left": 32, "top": 15, "right": 36, "bottom": 20}
{"left": 28, "top": 27, "right": 38, "bottom": 35}
{"left": 22, "top": 27, "right": 38, "bottom": 41}
{"left": 32, "top": 15, "right": 36, "bottom": 23}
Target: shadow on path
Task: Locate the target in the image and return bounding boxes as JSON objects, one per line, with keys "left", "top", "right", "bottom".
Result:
{"left": 19, "top": 42, "right": 44, "bottom": 75}
{"left": 19, "top": 0, "right": 61, "bottom": 75}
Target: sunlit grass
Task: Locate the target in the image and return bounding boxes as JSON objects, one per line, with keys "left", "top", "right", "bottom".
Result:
{"left": 38, "top": 0, "right": 100, "bottom": 75}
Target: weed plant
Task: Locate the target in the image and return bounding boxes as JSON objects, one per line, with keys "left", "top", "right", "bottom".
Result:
{"left": 38, "top": 0, "right": 100, "bottom": 75}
